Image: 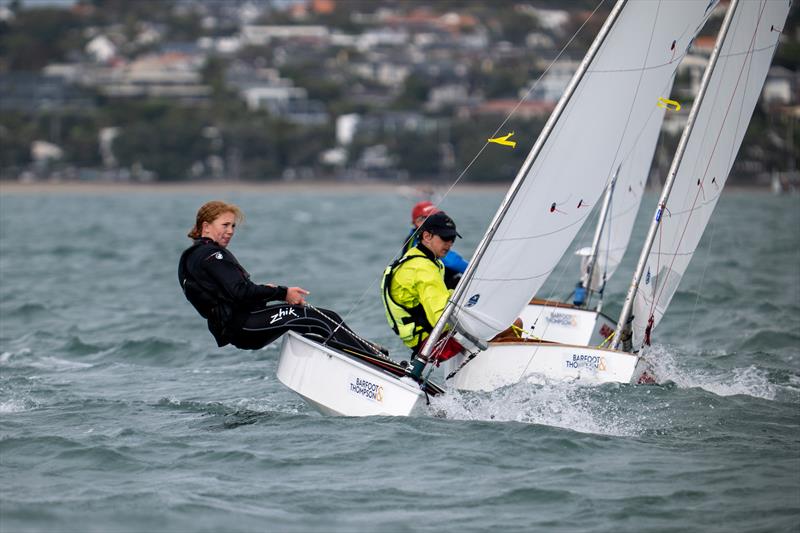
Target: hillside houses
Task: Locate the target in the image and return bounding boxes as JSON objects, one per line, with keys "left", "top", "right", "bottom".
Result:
{"left": 1, "top": 0, "right": 796, "bottom": 184}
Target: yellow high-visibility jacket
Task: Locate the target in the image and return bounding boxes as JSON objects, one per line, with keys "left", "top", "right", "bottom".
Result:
{"left": 382, "top": 245, "right": 452, "bottom": 349}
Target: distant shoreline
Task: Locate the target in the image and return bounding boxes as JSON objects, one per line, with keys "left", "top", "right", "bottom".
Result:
{"left": 0, "top": 180, "right": 505, "bottom": 195}
{"left": 0, "top": 179, "right": 772, "bottom": 195}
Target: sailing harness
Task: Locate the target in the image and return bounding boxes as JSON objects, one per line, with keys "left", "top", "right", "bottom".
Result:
{"left": 381, "top": 253, "right": 440, "bottom": 351}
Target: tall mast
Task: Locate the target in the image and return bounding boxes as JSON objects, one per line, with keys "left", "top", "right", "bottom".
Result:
{"left": 580, "top": 169, "right": 618, "bottom": 308}
{"left": 415, "top": 0, "right": 630, "bottom": 370}
{"left": 612, "top": 0, "right": 740, "bottom": 351}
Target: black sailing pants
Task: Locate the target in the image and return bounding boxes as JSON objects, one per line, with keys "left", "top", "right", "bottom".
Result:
{"left": 226, "top": 303, "right": 376, "bottom": 355}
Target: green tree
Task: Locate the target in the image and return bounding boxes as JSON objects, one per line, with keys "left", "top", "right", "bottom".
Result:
{"left": 0, "top": 8, "right": 83, "bottom": 71}
{"left": 0, "top": 112, "right": 37, "bottom": 170}
{"left": 492, "top": 8, "right": 540, "bottom": 45}
{"left": 393, "top": 74, "right": 434, "bottom": 110}
{"left": 113, "top": 104, "right": 209, "bottom": 180}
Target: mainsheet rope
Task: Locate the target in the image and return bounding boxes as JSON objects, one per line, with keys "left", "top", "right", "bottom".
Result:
{"left": 307, "top": 303, "right": 389, "bottom": 359}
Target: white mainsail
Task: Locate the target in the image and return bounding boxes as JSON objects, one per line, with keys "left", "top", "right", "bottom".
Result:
{"left": 631, "top": 0, "right": 791, "bottom": 347}
{"left": 449, "top": 1, "right": 718, "bottom": 342}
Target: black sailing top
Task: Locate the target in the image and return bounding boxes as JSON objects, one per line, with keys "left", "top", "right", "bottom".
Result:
{"left": 178, "top": 237, "right": 288, "bottom": 346}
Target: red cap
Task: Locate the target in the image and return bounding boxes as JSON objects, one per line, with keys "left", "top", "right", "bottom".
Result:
{"left": 411, "top": 201, "right": 439, "bottom": 222}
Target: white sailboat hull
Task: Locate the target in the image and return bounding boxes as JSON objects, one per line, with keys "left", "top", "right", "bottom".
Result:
{"left": 276, "top": 331, "right": 426, "bottom": 417}
{"left": 443, "top": 341, "right": 648, "bottom": 392}
{"left": 520, "top": 300, "right": 615, "bottom": 346}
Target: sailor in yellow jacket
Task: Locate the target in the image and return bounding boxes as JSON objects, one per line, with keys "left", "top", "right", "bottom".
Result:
{"left": 382, "top": 211, "right": 464, "bottom": 377}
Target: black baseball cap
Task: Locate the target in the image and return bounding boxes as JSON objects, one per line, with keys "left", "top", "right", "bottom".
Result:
{"left": 419, "top": 211, "right": 461, "bottom": 239}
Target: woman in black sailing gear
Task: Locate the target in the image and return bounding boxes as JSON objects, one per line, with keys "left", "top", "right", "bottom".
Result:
{"left": 179, "top": 200, "right": 379, "bottom": 355}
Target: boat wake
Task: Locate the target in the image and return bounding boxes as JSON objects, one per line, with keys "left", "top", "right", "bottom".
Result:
{"left": 643, "top": 345, "right": 783, "bottom": 401}
{"left": 425, "top": 340, "right": 798, "bottom": 434}
{"left": 0, "top": 396, "right": 38, "bottom": 414}
{"left": 428, "top": 380, "right": 645, "bottom": 437}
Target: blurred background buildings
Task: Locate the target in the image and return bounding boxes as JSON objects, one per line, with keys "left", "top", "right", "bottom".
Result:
{"left": 0, "top": 0, "right": 797, "bottom": 189}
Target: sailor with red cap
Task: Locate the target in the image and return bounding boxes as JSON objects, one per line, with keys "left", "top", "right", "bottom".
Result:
{"left": 402, "top": 201, "right": 468, "bottom": 289}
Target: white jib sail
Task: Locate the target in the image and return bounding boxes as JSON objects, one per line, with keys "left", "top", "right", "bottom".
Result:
{"left": 453, "top": 1, "right": 718, "bottom": 342}
{"left": 590, "top": 96, "right": 668, "bottom": 291}
{"left": 583, "top": 79, "right": 672, "bottom": 293}
{"left": 632, "top": 0, "right": 791, "bottom": 346}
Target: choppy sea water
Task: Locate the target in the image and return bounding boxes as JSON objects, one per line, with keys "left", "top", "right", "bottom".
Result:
{"left": 0, "top": 187, "right": 798, "bottom": 533}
